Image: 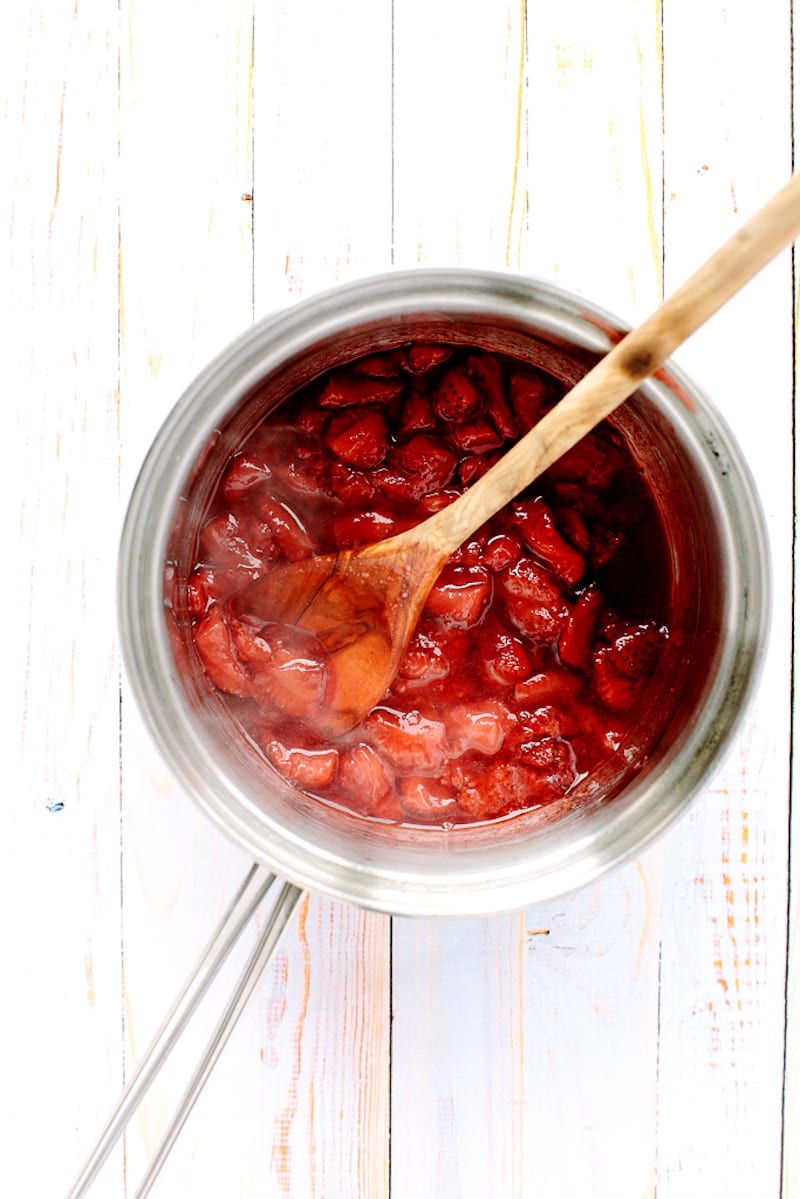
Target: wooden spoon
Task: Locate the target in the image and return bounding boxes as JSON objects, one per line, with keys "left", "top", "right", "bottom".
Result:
{"left": 237, "top": 171, "right": 800, "bottom": 737}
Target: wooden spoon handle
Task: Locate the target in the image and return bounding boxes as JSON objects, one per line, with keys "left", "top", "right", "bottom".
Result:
{"left": 422, "top": 168, "right": 800, "bottom": 554}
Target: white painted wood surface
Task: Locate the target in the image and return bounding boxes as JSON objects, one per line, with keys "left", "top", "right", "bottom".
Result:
{"left": 4, "top": 2, "right": 796, "bottom": 1196}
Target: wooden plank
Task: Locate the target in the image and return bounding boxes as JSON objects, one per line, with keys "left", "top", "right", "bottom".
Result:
{"left": 1, "top": 2, "right": 125, "bottom": 1193}
{"left": 249, "top": 3, "right": 396, "bottom": 1196}
{"left": 515, "top": 852, "right": 663, "bottom": 1196}
{"left": 116, "top": 3, "right": 267, "bottom": 1193}
{"left": 524, "top": 0, "right": 664, "bottom": 318}
{"left": 391, "top": 0, "right": 528, "bottom": 271}
{"left": 656, "top": 1, "right": 793, "bottom": 1194}
{"left": 390, "top": 912, "right": 528, "bottom": 1198}
{"left": 253, "top": 0, "right": 394, "bottom": 315}
{"left": 390, "top": 2, "right": 666, "bottom": 1196}
{"left": 784, "top": 6, "right": 800, "bottom": 1188}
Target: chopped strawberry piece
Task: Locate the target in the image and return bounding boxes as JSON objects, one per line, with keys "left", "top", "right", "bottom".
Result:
{"left": 604, "top": 621, "right": 665, "bottom": 678}
{"left": 509, "top": 726, "right": 577, "bottom": 790}
{"left": 293, "top": 402, "right": 328, "bottom": 438}
{"left": 332, "top": 507, "right": 416, "bottom": 548}
{"left": 394, "top": 433, "right": 458, "bottom": 491}
{"left": 592, "top": 646, "right": 642, "bottom": 713}
{"left": 325, "top": 408, "right": 390, "bottom": 469}
{"left": 328, "top": 461, "right": 376, "bottom": 505}
{"left": 319, "top": 371, "right": 403, "bottom": 408}
{"left": 369, "top": 467, "right": 420, "bottom": 505}
{"left": 265, "top": 737, "right": 339, "bottom": 790}
{"left": 547, "top": 432, "right": 622, "bottom": 489}
{"left": 499, "top": 557, "right": 569, "bottom": 642}
{"left": 424, "top": 564, "right": 493, "bottom": 629}
{"left": 363, "top": 706, "right": 449, "bottom": 775}
{"left": 238, "top": 621, "right": 331, "bottom": 718}
{"left": 337, "top": 743, "right": 395, "bottom": 811}
{"left": 511, "top": 497, "right": 585, "bottom": 585}
{"left": 391, "top": 620, "right": 470, "bottom": 699}
{"left": 434, "top": 368, "right": 483, "bottom": 422}
{"left": 187, "top": 569, "right": 210, "bottom": 617}
{"left": 193, "top": 605, "right": 252, "bottom": 697}
{"left": 598, "top": 494, "right": 650, "bottom": 532}
{"left": 416, "top": 489, "right": 460, "bottom": 515}
{"left": 445, "top": 699, "right": 515, "bottom": 756}
{"left": 271, "top": 453, "right": 328, "bottom": 499}
{"left": 236, "top": 511, "right": 278, "bottom": 561}
{"left": 456, "top": 759, "right": 547, "bottom": 820}
{"left": 479, "top": 625, "right": 533, "bottom": 685}
{"left": 465, "top": 352, "right": 517, "bottom": 438}
{"left": 352, "top": 350, "right": 405, "bottom": 377}
{"left": 187, "top": 566, "right": 256, "bottom": 616}
{"left": 372, "top": 466, "right": 429, "bottom": 504}
{"left": 558, "top": 585, "right": 604, "bottom": 669}
{"left": 590, "top": 527, "right": 626, "bottom": 570}
{"left": 397, "top": 628, "right": 451, "bottom": 683}
{"left": 483, "top": 531, "right": 523, "bottom": 572}
{"left": 250, "top": 494, "right": 313, "bottom": 561}
{"left": 449, "top": 417, "right": 504, "bottom": 453}
{"left": 398, "top": 387, "right": 437, "bottom": 435}
{"left": 221, "top": 452, "right": 271, "bottom": 503}
{"left": 458, "top": 454, "right": 491, "bottom": 486}
{"left": 397, "top": 774, "right": 458, "bottom": 821}
{"left": 509, "top": 370, "right": 552, "bottom": 430}
{"left": 516, "top": 704, "right": 563, "bottom": 738}
{"left": 245, "top": 425, "right": 316, "bottom": 472}
{"left": 229, "top": 619, "right": 277, "bottom": 673}
{"left": 568, "top": 708, "right": 628, "bottom": 770}
{"left": 513, "top": 669, "right": 582, "bottom": 708}
{"left": 515, "top": 735, "right": 573, "bottom": 773}
{"left": 405, "top": 343, "right": 453, "bottom": 373}
{"left": 557, "top": 505, "right": 592, "bottom": 554}
{"left": 450, "top": 536, "right": 486, "bottom": 568}
{"left": 198, "top": 513, "right": 264, "bottom": 570}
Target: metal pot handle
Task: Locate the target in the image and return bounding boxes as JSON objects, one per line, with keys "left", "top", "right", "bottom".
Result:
{"left": 66, "top": 863, "right": 302, "bottom": 1198}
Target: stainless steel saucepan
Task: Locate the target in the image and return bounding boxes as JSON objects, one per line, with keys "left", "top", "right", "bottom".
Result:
{"left": 69, "top": 269, "right": 769, "bottom": 1196}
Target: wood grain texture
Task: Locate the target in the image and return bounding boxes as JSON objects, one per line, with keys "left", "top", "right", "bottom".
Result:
{"left": 785, "top": 7, "right": 800, "bottom": 1186}
{"left": 250, "top": 2, "right": 394, "bottom": 1195}
{"left": 2, "top": 2, "right": 125, "bottom": 1192}
{"left": 4, "top": 0, "right": 797, "bottom": 1196}
{"left": 657, "top": 2, "right": 792, "bottom": 1193}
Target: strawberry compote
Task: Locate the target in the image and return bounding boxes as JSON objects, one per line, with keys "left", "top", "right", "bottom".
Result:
{"left": 187, "top": 343, "right": 673, "bottom": 827}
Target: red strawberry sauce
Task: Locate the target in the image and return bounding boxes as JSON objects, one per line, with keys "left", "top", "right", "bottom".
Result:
{"left": 188, "top": 344, "right": 674, "bottom": 827}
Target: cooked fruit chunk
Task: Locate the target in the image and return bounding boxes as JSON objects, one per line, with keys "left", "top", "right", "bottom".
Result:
{"left": 499, "top": 557, "right": 569, "bottom": 642}
{"left": 363, "top": 706, "right": 449, "bottom": 775}
{"left": 558, "top": 586, "right": 604, "bottom": 669}
{"left": 511, "top": 497, "right": 585, "bottom": 585}
{"left": 424, "top": 564, "right": 493, "bottom": 629}
{"left": 266, "top": 738, "right": 339, "bottom": 790}
{"left": 319, "top": 371, "right": 403, "bottom": 408}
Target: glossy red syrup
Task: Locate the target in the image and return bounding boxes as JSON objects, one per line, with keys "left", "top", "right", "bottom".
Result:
{"left": 187, "top": 344, "right": 673, "bottom": 826}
